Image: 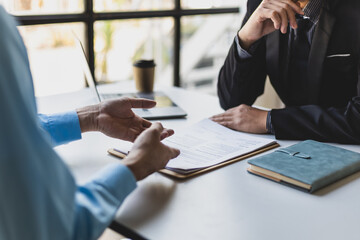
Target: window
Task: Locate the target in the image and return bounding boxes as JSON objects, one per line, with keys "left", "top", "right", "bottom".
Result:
{"left": 94, "top": 0, "right": 174, "bottom": 12}
{"left": 181, "top": 13, "right": 240, "bottom": 94}
{"left": 182, "top": 0, "right": 238, "bottom": 9}
{"left": 2, "top": 0, "right": 84, "bottom": 15}
{"left": 94, "top": 18, "right": 174, "bottom": 86}
{"left": 1, "top": 0, "right": 241, "bottom": 96}
{"left": 19, "top": 23, "right": 86, "bottom": 96}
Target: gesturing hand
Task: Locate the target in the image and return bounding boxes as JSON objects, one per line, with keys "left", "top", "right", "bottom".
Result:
{"left": 210, "top": 104, "right": 268, "bottom": 134}
{"left": 123, "top": 122, "right": 180, "bottom": 180}
{"left": 76, "top": 97, "right": 157, "bottom": 142}
{"left": 238, "top": 0, "right": 304, "bottom": 50}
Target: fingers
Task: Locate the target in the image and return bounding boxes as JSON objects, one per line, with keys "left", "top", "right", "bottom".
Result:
{"left": 280, "top": 0, "right": 304, "bottom": 15}
{"left": 148, "top": 123, "right": 178, "bottom": 158}
{"left": 260, "top": 0, "right": 304, "bottom": 33}
{"left": 267, "top": 9, "right": 281, "bottom": 30}
{"left": 210, "top": 115, "right": 231, "bottom": 122}
{"left": 129, "top": 98, "right": 156, "bottom": 109}
{"left": 210, "top": 113, "right": 236, "bottom": 130}
{"left": 271, "top": 1, "right": 297, "bottom": 29}
{"left": 211, "top": 111, "right": 230, "bottom": 119}
{"left": 210, "top": 113, "right": 224, "bottom": 119}
{"left": 160, "top": 128, "right": 175, "bottom": 140}
{"left": 136, "top": 121, "right": 178, "bottom": 157}
{"left": 148, "top": 122, "right": 165, "bottom": 138}
{"left": 210, "top": 113, "right": 233, "bottom": 123}
{"left": 214, "top": 120, "right": 233, "bottom": 128}
{"left": 167, "top": 146, "right": 180, "bottom": 159}
{"left": 138, "top": 122, "right": 175, "bottom": 142}
{"left": 261, "top": 2, "right": 288, "bottom": 33}
{"left": 142, "top": 119, "right": 152, "bottom": 128}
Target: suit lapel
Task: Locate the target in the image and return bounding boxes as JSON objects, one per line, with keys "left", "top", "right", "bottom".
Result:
{"left": 307, "top": 1, "right": 337, "bottom": 103}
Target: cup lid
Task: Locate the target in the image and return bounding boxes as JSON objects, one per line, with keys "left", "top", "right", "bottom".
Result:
{"left": 133, "top": 59, "right": 156, "bottom": 68}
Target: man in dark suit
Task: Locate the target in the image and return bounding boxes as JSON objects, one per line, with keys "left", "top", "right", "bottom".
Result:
{"left": 211, "top": 0, "right": 360, "bottom": 143}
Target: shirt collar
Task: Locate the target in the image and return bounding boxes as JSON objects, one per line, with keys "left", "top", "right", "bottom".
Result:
{"left": 302, "top": 0, "right": 323, "bottom": 24}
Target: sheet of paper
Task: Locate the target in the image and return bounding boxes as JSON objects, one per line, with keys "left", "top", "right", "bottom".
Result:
{"left": 163, "top": 119, "right": 276, "bottom": 171}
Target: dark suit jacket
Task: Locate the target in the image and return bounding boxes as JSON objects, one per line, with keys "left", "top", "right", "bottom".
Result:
{"left": 218, "top": 0, "right": 360, "bottom": 143}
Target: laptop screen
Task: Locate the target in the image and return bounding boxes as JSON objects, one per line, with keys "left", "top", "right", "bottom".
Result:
{"left": 74, "top": 36, "right": 101, "bottom": 103}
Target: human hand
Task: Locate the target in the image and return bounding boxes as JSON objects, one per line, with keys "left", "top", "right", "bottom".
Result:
{"left": 123, "top": 122, "right": 180, "bottom": 180}
{"left": 76, "top": 97, "right": 156, "bottom": 142}
{"left": 238, "top": 0, "right": 304, "bottom": 50}
{"left": 210, "top": 104, "right": 268, "bottom": 134}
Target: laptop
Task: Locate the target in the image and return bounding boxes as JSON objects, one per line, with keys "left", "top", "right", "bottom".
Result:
{"left": 75, "top": 37, "right": 187, "bottom": 120}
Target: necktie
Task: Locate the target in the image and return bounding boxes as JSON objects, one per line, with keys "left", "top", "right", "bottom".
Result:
{"left": 288, "top": 17, "right": 312, "bottom": 105}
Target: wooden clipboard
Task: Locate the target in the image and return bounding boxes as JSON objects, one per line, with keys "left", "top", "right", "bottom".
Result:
{"left": 108, "top": 142, "right": 279, "bottom": 179}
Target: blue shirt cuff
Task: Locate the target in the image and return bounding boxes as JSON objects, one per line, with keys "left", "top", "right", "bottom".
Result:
{"left": 38, "top": 110, "right": 82, "bottom": 146}
{"left": 92, "top": 163, "right": 137, "bottom": 202}
{"left": 235, "top": 35, "right": 253, "bottom": 59}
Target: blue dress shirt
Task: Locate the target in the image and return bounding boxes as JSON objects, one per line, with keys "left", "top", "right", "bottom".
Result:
{"left": 0, "top": 6, "right": 136, "bottom": 240}
{"left": 38, "top": 112, "right": 82, "bottom": 146}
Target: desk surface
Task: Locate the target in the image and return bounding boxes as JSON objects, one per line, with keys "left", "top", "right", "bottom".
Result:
{"left": 37, "top": 82, "right": 360, "bottom": 240}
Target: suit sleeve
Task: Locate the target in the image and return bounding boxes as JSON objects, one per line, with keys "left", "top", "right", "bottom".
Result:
{"left": 271, "top": 58, "right": 360, "bottom": 144}
{"left": 218, "top": 0, "right": 267, "bottom": 110}
{"left": 270, "top": 10, "right": 360, "bottom": 144}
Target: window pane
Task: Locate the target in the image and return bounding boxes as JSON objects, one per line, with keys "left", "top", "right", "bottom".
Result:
{"left": 94, "top": 0, "right": 174, "bottom": 12}
{"left": 19, "top": 23, "right": 86, "bottom": 96}
{"left": 1, "top": 0, "right": 84, "bottom": 15}
{"left": 180, "top": 14, "right": 241, "bottom": 94}
{"left": 94, "top": 18, "right": 174, "bottom": 86}
{"left": 182, "top": 0, "right": 239, "bottom": 9}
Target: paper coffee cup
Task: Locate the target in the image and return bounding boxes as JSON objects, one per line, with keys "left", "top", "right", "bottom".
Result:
{"left": 133, "top": 60, "right": 156, "bottom": 93}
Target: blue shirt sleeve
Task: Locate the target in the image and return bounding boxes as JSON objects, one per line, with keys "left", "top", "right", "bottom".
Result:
{"left": 0, "top": 6, "right": 137, "bottom": 240}
{"left": 38, "top": 111, "right": 82, "bottom": 146}
{"left": 74, "top": 163, "right": 137, "bottom": 240}
{"left": 234, "top": 35, "right": 253, "bottom": 59}
{"left": 234, "top": 34, "right": 262, "bottom": 59}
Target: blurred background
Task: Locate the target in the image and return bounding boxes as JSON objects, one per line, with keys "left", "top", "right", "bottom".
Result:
{"left": 0, "top": 0, "right": 244, "bottom": 95}
{"left": 0, "top": 0, "right": 282, "bottom": 108}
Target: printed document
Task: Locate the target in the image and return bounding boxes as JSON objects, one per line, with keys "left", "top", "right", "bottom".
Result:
{"left": 163, "top": 119, "right": 276, "bottom": 173}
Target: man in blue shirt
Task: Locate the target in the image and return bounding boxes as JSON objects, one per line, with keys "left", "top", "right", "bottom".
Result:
{"left": 0, "top": 6, "right": 179, "bottom": 240}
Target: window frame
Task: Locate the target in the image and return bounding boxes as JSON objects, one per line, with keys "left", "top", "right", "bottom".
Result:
{"left": 14, "top": 0, "right": 240, "bottom": 87}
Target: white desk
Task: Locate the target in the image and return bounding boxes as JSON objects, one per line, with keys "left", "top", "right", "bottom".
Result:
{"left": 37, "top": 82, "right": 360, "bottom": 240}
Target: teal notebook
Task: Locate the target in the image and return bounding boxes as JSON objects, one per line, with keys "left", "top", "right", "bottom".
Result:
{"left": 247, "top": 140, "right": 360, "bottom": 193}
